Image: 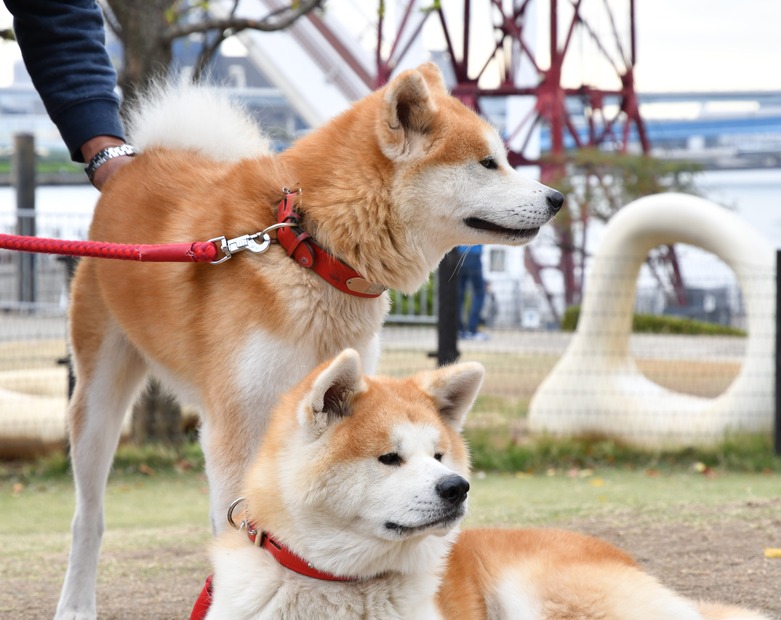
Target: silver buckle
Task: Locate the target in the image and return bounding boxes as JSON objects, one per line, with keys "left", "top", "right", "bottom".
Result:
{"left": 209, "top": 222, "right": 297, "bottom": 265}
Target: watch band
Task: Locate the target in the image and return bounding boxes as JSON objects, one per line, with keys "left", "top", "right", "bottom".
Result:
{"left": 84, "top": 144, "right": 137, "bottom": 183}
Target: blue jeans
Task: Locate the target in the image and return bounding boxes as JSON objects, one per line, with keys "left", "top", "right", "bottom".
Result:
{"left": 458, "top": 252, "right": 485, "bottom": 334}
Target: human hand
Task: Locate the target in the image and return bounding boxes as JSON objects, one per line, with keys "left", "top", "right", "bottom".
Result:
{"left": 80, "top": 136, "right": 135, "bottom": 190}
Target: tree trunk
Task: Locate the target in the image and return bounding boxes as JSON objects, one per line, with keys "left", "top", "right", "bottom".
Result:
{"left": 106, "top": 0, "right": 175, "bottom": 106}
{"left": 131, "top": 379, "right": 183, "bottom": 446}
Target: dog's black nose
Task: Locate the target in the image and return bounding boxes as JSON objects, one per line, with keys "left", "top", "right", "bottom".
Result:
{"left": 436, "top": 475, "right": 470, "bottom": 506}
{"left": 546, "top": 190, "right": 565, "bottom": 214}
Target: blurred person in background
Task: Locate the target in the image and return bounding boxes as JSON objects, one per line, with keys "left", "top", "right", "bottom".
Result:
{"left": 457, "top": 244, "right": 489, "bottom": 340}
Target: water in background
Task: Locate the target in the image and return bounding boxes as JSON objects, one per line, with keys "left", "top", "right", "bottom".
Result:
{"left": 0, "top": 185, "right": 99, "bottom": 239}
{"left": 0, "top": 168, "right": 779, "bottom": 242}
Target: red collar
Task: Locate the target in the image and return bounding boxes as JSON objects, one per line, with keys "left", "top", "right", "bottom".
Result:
{"left": 188, "top": 513, "right": 359, "bottom": 620}
{"left": 276, "top": 192, "right": 386, "bottom": 298}
{"left": 246, "top": 527, "right": 359, "bottom": 582}
{"left": 188, "top": 535, "right": 355, "bottom": 620}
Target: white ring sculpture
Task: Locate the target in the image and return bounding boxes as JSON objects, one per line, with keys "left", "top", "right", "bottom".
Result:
{"left": 528, "top": 193, "right": 775, "bottom": 448}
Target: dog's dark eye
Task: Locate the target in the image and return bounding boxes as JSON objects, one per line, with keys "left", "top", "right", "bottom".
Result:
{"left": 434, "top": 452, "right": 443, "bottom": 462}
{"left": 480, "top": 157, "right": 498, "bottom": 170}
{"left": 378, "top": 452, "right": 402, "bottom": 466}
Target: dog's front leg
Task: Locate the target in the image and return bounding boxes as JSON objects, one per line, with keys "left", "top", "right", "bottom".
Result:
{"left": 198, "top": 407, "right": 269, "bottom": 536}
{"left": 357, "top": 332, "right": 382, "bottom": 376}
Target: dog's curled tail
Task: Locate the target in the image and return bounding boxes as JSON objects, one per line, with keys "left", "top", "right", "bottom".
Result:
{"left": 126, "top": 77, "right": 271, "bottom": 162}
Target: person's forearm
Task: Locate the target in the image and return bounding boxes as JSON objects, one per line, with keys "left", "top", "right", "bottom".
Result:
{"left": 4, "top": 0, "right": 125, "bottom": 161}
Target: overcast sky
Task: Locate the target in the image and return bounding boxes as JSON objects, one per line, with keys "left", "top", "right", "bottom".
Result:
{"left": 1, "top": 1, "right": 779, "bottom": 93}
{"left": 632, "top": 0, "right": 781, "bottom": 92}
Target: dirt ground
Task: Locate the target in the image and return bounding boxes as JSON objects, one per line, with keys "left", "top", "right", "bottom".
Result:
{"left": 5, "top": 500, "right": 779, "bottom": 619}
{"left": 574, "top": 505, "right": 781, "bottom": 618}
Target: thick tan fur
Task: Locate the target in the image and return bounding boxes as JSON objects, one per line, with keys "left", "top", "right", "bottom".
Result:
{"left": 205, "top": 351, "right": 771, "bottom": 620}
{"left": 439, "top": 528, "right": 769, "bottom": 620}
{"left": 56, "top": 62, "right": 563, "bottom": 619}
{"left": 206, "top": 350, "right": 484, "bottom": 619}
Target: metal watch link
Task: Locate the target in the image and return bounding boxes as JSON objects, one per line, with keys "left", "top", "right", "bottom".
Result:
{"left": 84, "top": 144, "right": 137, "bottom": 183}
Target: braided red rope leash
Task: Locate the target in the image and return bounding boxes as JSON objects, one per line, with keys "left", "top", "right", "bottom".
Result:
{"left": 0, "top": 233, "right": 220, "bottom": 263}
{"left": 0, "top": 194, "right": 385, "bottom": 298}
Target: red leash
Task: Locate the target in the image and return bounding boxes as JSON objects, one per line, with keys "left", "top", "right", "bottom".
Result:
{"left": 0, "top": 233, "right": 220, "bottom": 263}
{"left": 0, "top": 192, "right": 385, "bottom": 297}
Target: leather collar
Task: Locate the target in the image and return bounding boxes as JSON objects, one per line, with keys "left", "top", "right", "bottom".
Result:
{"left": 188, "top": 530, "right": 359, "bottom": 620}
{"left": 276, "top": 191, "right": 387, "bottom": 298}
{"left": 247, "top": 527, "right": 359, "bottom": 582}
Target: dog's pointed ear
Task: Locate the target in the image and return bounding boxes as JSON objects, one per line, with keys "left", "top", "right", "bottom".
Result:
{"left": 298, "top": 349, "right": 366, "bottom": 438}
{"left": 415, "top": 362, "right": 484, "bottom": 431}
{"left": 416, "top": 61, "right": 448, "bottom": 94}
{"left": 377, "top": 65, "right": 440, "bottom": 161}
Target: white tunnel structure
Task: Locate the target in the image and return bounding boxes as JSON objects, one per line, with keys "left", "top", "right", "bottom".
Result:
{"left": 528, "top": 193, "right": 776, "bottom": 448}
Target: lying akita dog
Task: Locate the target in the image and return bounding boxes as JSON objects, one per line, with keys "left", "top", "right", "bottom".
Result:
{"left": 56, "top": 62, "right": 564, "bottom": 618}
{"left": 198, "top": 350, "right": 769, "bottom": 620}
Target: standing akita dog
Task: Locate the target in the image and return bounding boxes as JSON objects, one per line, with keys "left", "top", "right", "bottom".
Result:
{"left": 200, "top": 350, "right": 769, "bottom": 620}
{"left": 56, "top": 62, "right": 563, "bottom": 618}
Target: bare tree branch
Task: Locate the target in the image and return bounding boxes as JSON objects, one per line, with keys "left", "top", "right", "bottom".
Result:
{"left": 164, "top": 0, "right": 325, "bottom": 42}
{"left": 98, "top": 0, "right": 122, "bottom": 39}
{"left": 191, "top": 0, "right": 241, "bottom": 83}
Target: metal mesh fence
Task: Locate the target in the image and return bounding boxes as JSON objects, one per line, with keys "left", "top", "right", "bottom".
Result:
{"left": 0, "top": 210, "right": 775, "bottom": 456}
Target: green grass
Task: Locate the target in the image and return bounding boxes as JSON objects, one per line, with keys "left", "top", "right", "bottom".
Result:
{"left": 0, "top": 442, "right": 206, "bottom": 484}
{"left": 2, "top": 466, "right": 777, "bottom": 540}
{"left": 0, "top": 154, "right": 83, "bottom": 176}
{"left": 561, "top": 305, "right": 746, "bottom": 336}
{"left": 466, "top": 430, "right": 781, "bottom": 474}
{"left": 4, "top": 429, "right": 778, "bottom": 493}
{"left": 0, "top": 470, "right": 211, "bottom": 536}
{"left": 464, "top": 468, "right": 780, "bottom": 528}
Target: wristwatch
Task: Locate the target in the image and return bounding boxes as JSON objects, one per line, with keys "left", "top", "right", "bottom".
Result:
{"left": 84, "top": 144, "right": 137, "bottom": 183}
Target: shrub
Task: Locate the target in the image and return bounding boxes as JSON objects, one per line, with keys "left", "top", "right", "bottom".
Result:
{"left": 561, "top": 305, "right": 745, "bottom": 336}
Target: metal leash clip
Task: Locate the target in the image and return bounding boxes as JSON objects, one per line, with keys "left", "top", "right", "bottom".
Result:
{"left": 209, "top": 222, "right": 297, "bottom": 265}
{"left": 227, "top": 497, "right": 246, "bottom": 529}
{"left": 226, "top": 497, "right": 258, "bottom": 539}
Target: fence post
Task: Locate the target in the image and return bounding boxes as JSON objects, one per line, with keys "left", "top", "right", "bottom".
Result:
{"left": 775, "top": 249, "right": 780, "bottom": 455}
{"left": 436, "top": 249, "right": 460, "bottom": 366}
{"left": 13, "top": 133, "right": 36, "bottom": 307}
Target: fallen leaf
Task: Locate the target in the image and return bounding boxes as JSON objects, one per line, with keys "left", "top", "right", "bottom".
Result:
{"left": 138, "top": 463, "right": 156, "bottom": 476}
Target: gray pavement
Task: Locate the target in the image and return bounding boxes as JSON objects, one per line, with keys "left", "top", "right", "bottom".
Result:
{"left": 0, "top": 313, "right": 748, "bottom": 363}
{"left": 381, "top": 325, "right": 747, "bottom": 362}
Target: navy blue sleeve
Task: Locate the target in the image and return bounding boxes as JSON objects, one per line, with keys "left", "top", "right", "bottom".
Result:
{"left": 4, "top": 0, "right": 125, "bottom": 161}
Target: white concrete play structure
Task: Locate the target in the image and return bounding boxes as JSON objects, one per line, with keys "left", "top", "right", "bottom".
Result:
{"left": 0, "top": 367, "right": 68, "bottom": 455}
{"left": 529, "top": 193, "right": 776, "bottom": 448}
